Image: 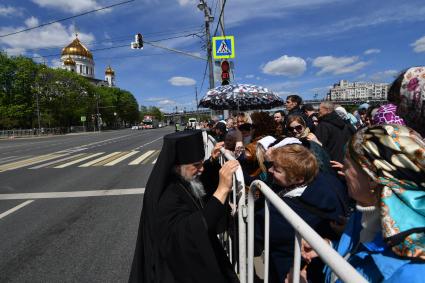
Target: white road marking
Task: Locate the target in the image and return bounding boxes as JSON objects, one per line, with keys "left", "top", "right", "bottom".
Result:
{"left": 29, "top": 153, "right": 84, "bottom": 169}
{"left": 0, "top": 200, "right": 34, "bottom": 219}
{"left": 152, "top": 158, "right": 157, "bottom": 164}
{"left": 0, "top": 154, "right": 66, "bottom": 173}
{"left": 79, "top": 152, "right": 121, "bottom": 167}
{"left": 129, "top": 150, "right": 155, "bottom": 165}
{"left": 104, "top": 151, "right": 139, "bottom": 166}
{"left": 133, "top": 137, "right": 162, "bottom": 150}
{"left": 0, "top": 188, "right": 145, "bottom": 200}
{"left": 54, "top": 152, "right": 104, "bottom": 168}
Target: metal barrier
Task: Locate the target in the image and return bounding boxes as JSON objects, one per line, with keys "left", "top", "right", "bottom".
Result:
{"left": 203, "top": 132, "right": 248, "bottom": 283}
{"left": 247, "top": 180, "right": 368, "bottom": 283}
{"left": 203, "top": 132, "right": 366, "bottom": 283}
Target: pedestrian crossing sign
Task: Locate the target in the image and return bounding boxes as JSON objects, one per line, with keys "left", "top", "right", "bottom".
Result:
{"left": 212, "top": 36, "right": 235, "bottom": 59}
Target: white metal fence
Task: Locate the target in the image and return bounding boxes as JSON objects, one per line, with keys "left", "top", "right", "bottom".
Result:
{"left": 203, "top": 132, "right": 367, "bottom": 283}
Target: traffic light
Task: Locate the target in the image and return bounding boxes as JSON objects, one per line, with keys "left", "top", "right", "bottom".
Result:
{"left": 221, "top": 60, "right": 230, "bottom": 85}
{"left": 131, "top": 33, "right": 143, "bottom": 49}
{"left": 137, "top": 33, "right": 143, "bottom": 48}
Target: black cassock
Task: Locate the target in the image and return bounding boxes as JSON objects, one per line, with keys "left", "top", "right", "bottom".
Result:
{"left": 129, "top": 130, "right": 239, "bottom": 283}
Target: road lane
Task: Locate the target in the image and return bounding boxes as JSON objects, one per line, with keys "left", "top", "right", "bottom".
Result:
{"left": 0, "top": 127, "right": 175, "bottom": 282}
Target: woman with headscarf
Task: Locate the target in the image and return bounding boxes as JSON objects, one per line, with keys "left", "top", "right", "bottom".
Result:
{"left": 324, "top": 124, "right": 425, "bottom": 282}
{"left": 387, "top": 66, "right": 425, "bottom": 137}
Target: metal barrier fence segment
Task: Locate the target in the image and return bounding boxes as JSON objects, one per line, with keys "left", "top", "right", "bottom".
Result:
{"left": 203, "top": 132, "right": 366, "bottom": 283}
{"left": 248, "top": 180, "right": 368, "bottom": 283}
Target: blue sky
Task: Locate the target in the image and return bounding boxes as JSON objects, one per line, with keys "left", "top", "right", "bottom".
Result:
{"left": 0, "top": 0, "right": 425, "bottom": 112}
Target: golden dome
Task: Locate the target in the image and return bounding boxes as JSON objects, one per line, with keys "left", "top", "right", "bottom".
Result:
{"left": 61, "top": 38, "right": 93, "bottom": 60}
{"left": 105, "top": 66, "right": 115, "bottom": 75}
{"left": 63, "top": 56, "right": 76, "bottom": 66}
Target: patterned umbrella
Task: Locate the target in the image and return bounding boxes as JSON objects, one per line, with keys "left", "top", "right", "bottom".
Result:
{"left": 199, "top": 84, "right": 284, "bottom": 110}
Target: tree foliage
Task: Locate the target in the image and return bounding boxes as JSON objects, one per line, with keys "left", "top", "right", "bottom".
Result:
{"left": 0, "top": 53, "right": 144, "bottom": 129}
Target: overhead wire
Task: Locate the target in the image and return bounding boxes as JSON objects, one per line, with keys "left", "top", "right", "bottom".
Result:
{"left": 0, "top": 0, "right": 136, "bottom": 38}
{"left": 213, "top": 0, "right": 227, "bottom": 37}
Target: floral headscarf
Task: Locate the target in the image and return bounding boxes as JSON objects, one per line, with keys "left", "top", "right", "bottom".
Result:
{"left": 348, "top": 124, "right": 425, "bottom": 259}
{"left": 372, "top": 103, "right": 405, "bottom": 125}
{"left": 399, "top": 67, "right": 425, "bottom": 135}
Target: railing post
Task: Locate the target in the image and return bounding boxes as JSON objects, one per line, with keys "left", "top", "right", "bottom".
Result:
{"left": 292, "top": 232, "right": 302, "bottom": 283}
{"left": 264, "top": 199, "right": 270, "bottom": 283}
{"left": 247, "top": 184, "right": 255, "bottom": 283}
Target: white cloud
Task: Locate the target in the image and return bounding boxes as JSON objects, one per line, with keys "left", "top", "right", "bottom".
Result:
{"left": 245, "top": 74, "right": 255, "bottom": 79}
{"left": 0, "top": 5, "right": 20, "bottom": 17}
{"left": 0, "top": 19, "right": 95, "bottom": 55}
{"left": 50, "top": 59, "right": 62, "bottom": 68}
{"left": 262, "top": 55, "right": 307, "bottom": 77}
{"left": 158, "top": 99, "right": 177, "bottom": 105}
{"left": 313, "top": 56, "right": 368, "bottom": 75}
{"left": 411, "top": 35, "right": 425, "bottom": 53}
{"left": 369, "top": 70, "right": 399, "bottom": 82}
{"left": 31, "top": 0, "right": 102, "bottom": 13}
{"left": 364, "top": 48, "right": 381, "bottom": 55}
{"left": 177, "top": 0, "right": 194, "bottom": 6}
{"left": 169, "top": 76, "right": 196, "bottom": 86}
{"left": 25, "top": 17, "right": 39, "bottom": 28}
{"left": 4, "top": 47, "right": 26, "bottom": 56}
{"left": 146, "top": 97, "right": 166, "bottom": 102}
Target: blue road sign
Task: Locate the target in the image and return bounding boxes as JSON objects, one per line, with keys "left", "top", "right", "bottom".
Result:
{"left": 212, "top": 36, "right": 235, "bottom": 59}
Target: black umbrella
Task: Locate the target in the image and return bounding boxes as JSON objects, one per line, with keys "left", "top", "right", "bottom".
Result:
{"left": 199, "top": 84, "right": 284, "bottom": 111}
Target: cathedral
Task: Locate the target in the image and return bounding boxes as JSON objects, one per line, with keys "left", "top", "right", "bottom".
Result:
{"left": 61, "top": 36, "right": 115, "bottom": 87}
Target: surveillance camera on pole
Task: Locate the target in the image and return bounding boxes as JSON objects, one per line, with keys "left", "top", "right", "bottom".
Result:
{"left": 131, "top": 33, "right": 143, "bottom": 49}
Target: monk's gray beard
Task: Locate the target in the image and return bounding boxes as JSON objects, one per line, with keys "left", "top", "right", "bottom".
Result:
{"left": 188, "top": 177, "right": 206, "bottom": 200}
{"left": 176, "top": 167, "right": 206, "bottom": 200}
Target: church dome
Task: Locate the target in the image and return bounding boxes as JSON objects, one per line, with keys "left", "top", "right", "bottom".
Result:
{"left": 63, "top": 56, "right": 76, "bottom": 66}
{"left": 105, "top": 66, "right": 115, "bottom": 75}
{"left": 61, "top": 38, "right": 93, "bottom": 60}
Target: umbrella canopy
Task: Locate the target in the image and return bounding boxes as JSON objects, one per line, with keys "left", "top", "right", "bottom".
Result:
{"left": 199, "top": 84, "right": 284, "bottom": 111}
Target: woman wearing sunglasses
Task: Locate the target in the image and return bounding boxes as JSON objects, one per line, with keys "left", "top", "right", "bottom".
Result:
{"left": 286, "top": 115, "right": 334, "bottom": 175}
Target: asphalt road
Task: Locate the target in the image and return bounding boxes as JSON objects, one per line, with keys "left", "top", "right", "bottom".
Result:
{"left": 0, "top": 127, "right": 174, "bottom": 282}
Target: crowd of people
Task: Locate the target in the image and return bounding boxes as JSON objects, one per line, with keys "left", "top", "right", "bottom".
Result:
{"left": 130, "top": 67, "right": 424, "bottom": 283}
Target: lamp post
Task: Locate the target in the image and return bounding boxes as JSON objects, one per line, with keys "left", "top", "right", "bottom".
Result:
{"left": 197, "top": 0, "right": 215, "bottom": 90}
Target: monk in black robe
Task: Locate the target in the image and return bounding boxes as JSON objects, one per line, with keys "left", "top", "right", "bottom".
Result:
{"left": 129, "top": 130, "right": 240, "bottom": 283}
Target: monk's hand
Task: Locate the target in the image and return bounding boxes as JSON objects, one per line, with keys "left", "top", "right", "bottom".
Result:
{"left": 213, "top": 160, "right": 240, "bottom": 204}
{"left": 211, "top": 141, "right": 224, "bottom": 160}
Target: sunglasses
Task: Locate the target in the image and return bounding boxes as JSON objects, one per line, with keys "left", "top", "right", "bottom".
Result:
{"left": 288, "top": 125, "right": 303, "bottom": 132}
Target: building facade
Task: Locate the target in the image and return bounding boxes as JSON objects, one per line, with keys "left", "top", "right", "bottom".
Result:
{"left": 327, "top": 80, "right": 389, "bottom": 101}
{"left": 61, "top": 36, "right": 115, "bottom": 87}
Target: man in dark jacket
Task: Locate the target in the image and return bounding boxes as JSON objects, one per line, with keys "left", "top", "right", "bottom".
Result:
{"left": 315, "top": 102, "right": 355, "bottom": 163}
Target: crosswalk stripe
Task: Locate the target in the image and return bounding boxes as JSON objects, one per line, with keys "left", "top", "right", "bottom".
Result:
{"left": 142, "top": 150, "right": 159, "bottom": 164}
{"left": 30, "top": 153, "right": 84, "bottom": 169}
{"left": 79, "top": 152, "right": 121, "bottom": 167}
{"left": 92, "top": 151, "right": 129, "bottom": 166}
{"left": 104, "top": 151, "right": 139, "bottom": 166}
{"left": 0, "top": 154, "right": 66, "bottom": 172}
{"left": 129, "top": 150, "right": 156, "bottom": 165}
{"left": 54, "top": 153, "right": 104, "bottom": 168}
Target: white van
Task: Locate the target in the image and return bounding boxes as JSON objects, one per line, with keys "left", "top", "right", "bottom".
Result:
{"left": 187, "top": 118, "right": 197, "bottom": 129}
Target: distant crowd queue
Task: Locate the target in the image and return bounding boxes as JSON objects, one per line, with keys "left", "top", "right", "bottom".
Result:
{"left": 200, "top": 67, "right": 425, "bottom": 282}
